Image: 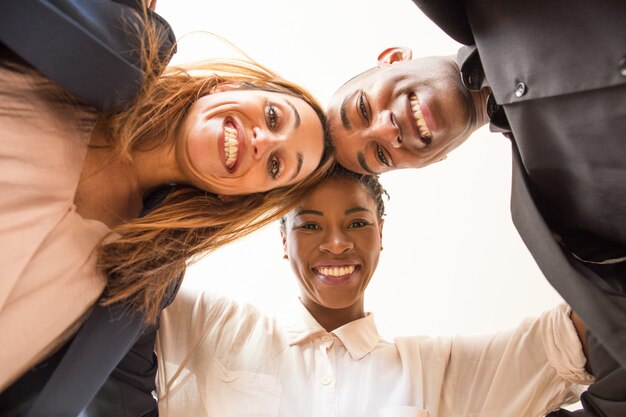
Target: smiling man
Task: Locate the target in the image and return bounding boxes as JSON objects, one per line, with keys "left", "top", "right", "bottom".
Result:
{"left": 327, "top": 49, "right": 487, "bottom": 174}
{"left": 327, "top": 1, "right": 626, "bottom": 416}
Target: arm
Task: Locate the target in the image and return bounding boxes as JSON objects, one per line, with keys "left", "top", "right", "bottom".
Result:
{"left": 433, "top": 304, "right": 593, "bottom": 417}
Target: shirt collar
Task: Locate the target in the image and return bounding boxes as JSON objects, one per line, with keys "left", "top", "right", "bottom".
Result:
{"left": 277, "top": 300, "right": 380, "bottom": 361}
{"left": 331, "top": 313, "right": 380, "bottom": 360}
{"left": 457, "top": 45, "right": 487, "bottom": 91}
{"left": 457, "top": 45, "right": 511, "bottom": 133}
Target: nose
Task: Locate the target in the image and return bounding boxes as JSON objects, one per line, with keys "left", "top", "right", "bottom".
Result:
{"left": 251, "top": 127, "right": 278, "bottom": 160}
{"left": 371, "top": 110, "right": 402, "bottom": 148}
{"left": 319, "top": 228, "right": 354, "bottom": 255}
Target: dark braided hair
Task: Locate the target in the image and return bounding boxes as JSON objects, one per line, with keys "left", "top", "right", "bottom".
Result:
{"left": 281, "top": 163, "right": 388, "bottom": 226}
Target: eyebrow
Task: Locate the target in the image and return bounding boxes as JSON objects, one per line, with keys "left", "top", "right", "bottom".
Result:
{"left": 345, "top": 207, "right": 370, "bottom": 215}
{"left": 340, "top": 95, "right": 352, "bottom": 131}
{"left": 289, "top": 153, "right": 304, "bottom": 182}
{"left": 295, "top": 207, "right": 371, "bottom": 217}
{"left": 295, "top": 209, "right": 323, "bottom": 217}
{"left": 287, "top": 100, "right": 301, "bottom": 127}
{"left": 357, "top": 151, "right": 378, "bottom": 175}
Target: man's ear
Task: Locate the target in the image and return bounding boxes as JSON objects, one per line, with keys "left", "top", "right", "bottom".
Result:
{"left": 377, "top": 47, "right": 413, "bottom": 65}
{"left": 378, "top": 219, "right": 385, "bottom": 247}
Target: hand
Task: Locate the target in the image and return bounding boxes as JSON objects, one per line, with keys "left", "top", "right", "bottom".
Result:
{"left": 570, "top": 310, "right": 591, "bottom": 373}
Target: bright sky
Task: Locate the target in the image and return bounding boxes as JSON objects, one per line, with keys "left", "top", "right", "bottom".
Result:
{"left": 156, "top": 0, "right": 562, "bottom": 340}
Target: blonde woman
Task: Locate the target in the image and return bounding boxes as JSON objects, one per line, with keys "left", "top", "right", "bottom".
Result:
{"left": 0, "top": 3, "right": 333, "bottom": 409}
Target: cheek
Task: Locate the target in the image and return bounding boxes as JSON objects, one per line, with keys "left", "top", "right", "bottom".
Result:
{"left": 288, "top": 239, "right": 308, "bottom": 265}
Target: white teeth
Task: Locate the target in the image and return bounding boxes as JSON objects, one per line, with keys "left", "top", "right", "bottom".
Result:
{"left": 224, "top": 126, "right": 238, "bottom": 169}
{"left": 317, "top": 265, "right": 356, "bottom": 277}
{"left": 409, "top": 94, "right": 432, "bottom": 140}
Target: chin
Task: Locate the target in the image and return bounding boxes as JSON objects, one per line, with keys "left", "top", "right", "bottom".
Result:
{"left": 318, "top": 294, "right": 359, "bottom": 310}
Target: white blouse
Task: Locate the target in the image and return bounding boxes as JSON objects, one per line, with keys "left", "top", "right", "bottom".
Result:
{"left": 156, "top": 287, "right": 593, "bottom": 417}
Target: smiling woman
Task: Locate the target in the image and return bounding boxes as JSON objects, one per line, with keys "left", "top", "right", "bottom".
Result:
{"left": 156, "top": 165, "right": 592, "bottom": 417}
{"left": 0, "top": 5, "right": 333, "bottom": 395}
{"left": 179, "top": 89, "right": 324, "bottom": 195}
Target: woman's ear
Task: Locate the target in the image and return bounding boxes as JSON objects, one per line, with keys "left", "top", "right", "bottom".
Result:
{"left": 377, "top": 47, "right": 413, "bottom": 65}
{"left": 378, "top": 219, "right": 385, "bottom": 249}
{"left": 280, "top": 225, "right": 289, "bottom": 259}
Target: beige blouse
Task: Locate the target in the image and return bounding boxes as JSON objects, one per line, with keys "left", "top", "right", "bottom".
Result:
{"left": 157, "top": 287, "right": 593, "bottom": 417}
{"left": 0, "top": 64, "right": 108, "bottom": 391}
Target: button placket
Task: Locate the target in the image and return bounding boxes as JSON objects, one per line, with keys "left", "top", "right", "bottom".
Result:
{"left": 316, "top": 334, "right": 336, "bottom": 417}
{"left": 619, "top": 56, "right": 626, "bottom": 77}
{"left": 318, "top": 335, "right": 334, "bottom": 386}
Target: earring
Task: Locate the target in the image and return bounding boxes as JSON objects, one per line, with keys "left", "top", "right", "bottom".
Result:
{"left": 380, "top": 246, "right": 384, "bottom": 251}
{"left": 283, "top": 254, "right": 288, "bottom": 260}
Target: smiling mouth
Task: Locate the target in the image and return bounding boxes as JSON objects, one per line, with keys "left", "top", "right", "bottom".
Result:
{"left": 409, "top": 93, "right": 433, "bottom": 144}
{"left": 224, "top": 123, "right": 239, "bottom": 170}
{"left": 315, "top": 265, "right": 356, "bottom": 277}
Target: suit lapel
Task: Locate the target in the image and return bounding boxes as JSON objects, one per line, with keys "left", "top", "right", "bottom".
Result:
{"left": 510, "top": 143, "right": 626, "bottom": 370}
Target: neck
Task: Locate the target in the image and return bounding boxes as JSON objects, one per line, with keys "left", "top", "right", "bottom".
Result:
{"left": 301, "top": 297, "right": 366, "bottom": 332}
{"left": 77, "top": 126, "right": 185, "bottom": 226}
{"left": 131, "top": 144, "right": 185, "bottom": 197}
{"left": 470, "top": 87, "right": 491, "bottom": 128}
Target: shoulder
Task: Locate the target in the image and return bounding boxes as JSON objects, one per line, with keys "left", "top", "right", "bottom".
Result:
{"left": 159, "top": 287, "right": 273, "bottom": 347}
{"left": 0, "top": 0, "right": 176, "bottom": 110}
{"left": 411, "top": 0, "right": 474, "bottom": 44}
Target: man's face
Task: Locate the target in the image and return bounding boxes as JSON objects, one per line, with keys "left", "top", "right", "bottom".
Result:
{"left": 327, "top": 50, "right": 477, "bottom": 174}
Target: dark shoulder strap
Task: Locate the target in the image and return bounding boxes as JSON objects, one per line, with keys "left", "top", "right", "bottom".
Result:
{"left": 25, "top": 304, "right": 143, "bottom": 417}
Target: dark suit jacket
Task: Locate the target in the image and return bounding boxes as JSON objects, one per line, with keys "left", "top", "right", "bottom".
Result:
{"left": 0, "top": 1, "right": 176, "bottom": 415}
{"left": 0, "top": 0, "right": 175, "bottom": 111}
{"left": 411, "top": 0, "right": 626, "bottom": 415}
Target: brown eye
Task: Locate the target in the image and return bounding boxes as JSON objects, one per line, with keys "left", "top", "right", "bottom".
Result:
{"left": 268, "top": 153, "right": 282, "bottom": 179}
{"left": 299, "top": 222, "right": 320, "bottom": 230}
{"left": 348, "top": 219, "right": 370, "bottom": 228}
{"left": 358, "top": 92, "right": 370, "bottom": 123}
{"left": 375, "top": 144, "right": 390, "bottom": 166}
{"left": 266, "top": 103, "right": 281, "bottom": 131}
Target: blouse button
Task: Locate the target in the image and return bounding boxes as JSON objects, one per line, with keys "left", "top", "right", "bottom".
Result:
{"left": 619, "top": 56, "right": 626, "bottom": 77}
{"left": 321, "top": 335, "right": 331, "bottom": 343}
{"left": 321, "top": 376, "right": 333, "bottom": 385}
{"left": 514, "top": 82, "right": 527, "bottom": 97}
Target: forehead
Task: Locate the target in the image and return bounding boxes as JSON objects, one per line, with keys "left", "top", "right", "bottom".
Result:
{"left": 339, "top": 65, "right": 383, "bottom": 91}
{"left": 290, "top": 178, "right": 374, "bottom": 216}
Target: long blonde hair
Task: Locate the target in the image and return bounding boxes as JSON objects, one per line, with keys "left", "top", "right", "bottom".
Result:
{"left": 96, "top": 8, "right": 334, "bottom": 323}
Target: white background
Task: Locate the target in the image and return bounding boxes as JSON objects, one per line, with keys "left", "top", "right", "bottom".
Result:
{"left": 156, "top": 0, "right": 563, "bottom": 340}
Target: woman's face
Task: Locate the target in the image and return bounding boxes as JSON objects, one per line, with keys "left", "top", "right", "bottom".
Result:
{"left": 177, "top": 89, "right": 325, "bottom": 195}
{"left": 281, "top": 177, "right": 383, "bottom": 310}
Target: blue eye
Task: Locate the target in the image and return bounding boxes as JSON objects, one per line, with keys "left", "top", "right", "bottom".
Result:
{"left": 268, "top": 153, "right": 282, "bottom": 180}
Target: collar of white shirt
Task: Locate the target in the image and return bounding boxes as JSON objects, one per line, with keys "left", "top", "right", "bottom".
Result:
{"left": 276, "top": 300, "right": 380, "bottom": 361}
